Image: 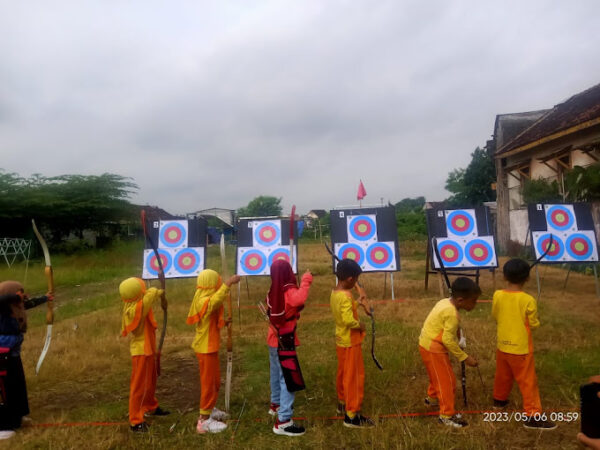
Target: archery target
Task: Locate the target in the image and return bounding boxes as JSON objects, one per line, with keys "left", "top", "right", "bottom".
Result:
{"left": 159, "top": 220, "right": 188, "bottom": 248}
{"left": 364, "top": 242, "right": 396, "bottom": 271}
{"left": 267, "top": 247, "right": 298, "bottom": 272}
{"left": 238, "top": 248, "right": 268, "bottom": 276}
{"left": 545, "top": 205, "right": 577, "bottom": 232}
{"left": 464, "top": 237, "right": 496, "bottom": 267}
{"left": 335, "top": 242, "right": 366, "bottom": 266}
{"left": 433, "top": 239, "right": 464, "bottom": 268}
{"left": 142, "top": 248, "right": 173, "bottom": 279}
{"left": 532, "top": 232, "right": 565, "bottom": 262}
{"left": 173, "top": 247, "right": 202, "bottom": 276}
{"left": 253, "top": 220, "right": 281, "bottom": 247}
{"left": 565, "top": 231, "right": 598, "bottom": 261}
{"left": 445, "top": 209, "right": 477, "bottom": 238}
{"left": 347, "top": 215, "right": 377, "bottom": 244}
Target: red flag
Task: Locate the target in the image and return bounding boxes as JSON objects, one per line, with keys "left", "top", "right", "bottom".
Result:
{"left": 357, "top": 180, "right": 367, "bottom": 200}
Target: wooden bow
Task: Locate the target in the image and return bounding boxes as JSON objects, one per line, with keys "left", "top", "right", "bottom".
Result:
{"left": 32, "top": 220, "right": 54, "bottom": 375}
{"left": 221, "top": 233, "right": 233, "bottom": 412}
{"left": 141, "top": 211, "right": 168, "bottom": 376}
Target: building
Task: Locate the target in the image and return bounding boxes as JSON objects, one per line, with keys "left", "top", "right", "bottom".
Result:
{"left": 493, "top": 83, "right": 600, "bottom": 249}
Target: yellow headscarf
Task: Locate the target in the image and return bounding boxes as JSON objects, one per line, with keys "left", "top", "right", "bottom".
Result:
{"left": 120, "top": 277, "right": 156, "bottom": 336}
{"left": 186, "top": 269, "right": 224, "bottom": 325}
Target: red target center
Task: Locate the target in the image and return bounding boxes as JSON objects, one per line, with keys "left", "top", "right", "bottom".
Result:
{"left": 259, "top": 226, "right": 277, "bottom": 242}
{"left": 178, "top": 252, "right": 196, "bottom": 269}
{"left": 440, "top": 245, "right": 460, "bottom": 262}
{"left": 542, "top": 238, "right": 560, "bottom": 256}
{"left": 451, "top": 215, "right": 470, "bottom": 232}
{"left": 354, "top": 220, "right": 372, "bottom": 237}
{"left": 164, "top": 227, "right": 182, "bottom": 243}
{"left": 468, "top": 244, "right": 488, "bottom": 261}
{"left": 551, "top": 209, "right": 570, "bottom": 226}
{"left": 246, "top": 254, "right": 263, "bottom": 269}
{"left": 570, "top": 238, "right": 589, "bottom": 256}
{"left": 369, "top": 246, "right": 389, "bottom": 263}
{"left": 151, "top": 254, "right": 168, "bottom": 270}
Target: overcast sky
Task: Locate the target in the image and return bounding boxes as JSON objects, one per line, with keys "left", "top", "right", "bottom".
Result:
{"left": 1, "top": 1, "right": 599, "bottom": 215}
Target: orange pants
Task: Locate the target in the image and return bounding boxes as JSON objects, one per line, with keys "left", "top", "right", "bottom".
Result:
{"left": 129, "top": 355, "right": 159, "bottom": 425}
{"left": 493, "top": 349, "right": 542, "bottom": 416}
{"left": 336, "top": 345, "right": 365, "bottom": 415}
{"left": 196, "top": 352, "right": 220, "bottom": 416}
{"left": 419, "top": 346, "right": 456, "bottom": 417}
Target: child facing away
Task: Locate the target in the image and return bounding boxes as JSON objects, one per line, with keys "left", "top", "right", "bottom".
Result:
{"left": 418, "top": 277, "right": 480, "bottom": 428}
{"left": 266, "top": 260, "right": 313, "bottom": 437}
{"left": 0, "top": 281, "right": 52, "bottom": 441}
{"left": 119, "top": 277, "right": 170, "bottom": 433}
{"left": 330, "top": 258, "right": 374, "bottom": 428}
{"left": 492, "top": 258, "right": 556, "bottom": 430}
{"left": 186, "top": 269, "right": 240, "bottom": 434}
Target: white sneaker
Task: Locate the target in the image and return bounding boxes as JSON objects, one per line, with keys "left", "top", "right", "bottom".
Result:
{"left": 273, "top": 419, "right": 305, "bottom": 436}
{"left": 210, "top": 408, "right": 229, "bottom": 421}
{"left": 196, "top": 418, "right": 227, "bottom": 434}
{"left": 0, "top": 431, "right": 15, "bottom": 440}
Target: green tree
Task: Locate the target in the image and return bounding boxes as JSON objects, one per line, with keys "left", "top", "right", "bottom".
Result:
{"left": 565, "top": 164, "right": 600, "bottom": 202}
{"left": 522, "top": 178, "right": 561, "bottom": 204}
{"left": 237, "top": 196, "right": 283, "bottom": 217}
{"left": 394, "top": 196, "right": 425, "bottom": 213}
{"left": 445, "top": 147, "right": 496, "bottom": 206}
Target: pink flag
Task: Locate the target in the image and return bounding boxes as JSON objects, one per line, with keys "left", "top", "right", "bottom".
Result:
{"left": 357, "top": 180, "right": 367, "bottom": 200}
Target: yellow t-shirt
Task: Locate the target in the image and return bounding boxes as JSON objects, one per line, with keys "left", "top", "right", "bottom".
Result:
{"left": 121, "top": 287, "right": 163, "bottom": 356}
{"left": 187, "top": 283, "right": 229, "bottom": 354}
{"left": 492, "top": 289, "right": 539, "bottom": 355}
{"left": 330, "top": 289, "right": 364, "bottom": 347}
{"left": 418, "top": 298, "right": 467, "bottom": 361}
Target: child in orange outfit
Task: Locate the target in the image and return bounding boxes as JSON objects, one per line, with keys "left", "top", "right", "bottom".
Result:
{"left": 119, "top": 277, "right": 169, "bottom": 433}
{"left": 186, "top": 269, "right": 240, "bottom": 434}
{"left": 330, "top": 259, "right": 373, "bottom": 428}
{"left": 418, "top": 277, "right": 480, "bottom": 428}
{"left": 492, "top": 258, "right": 556, "bottom": 430}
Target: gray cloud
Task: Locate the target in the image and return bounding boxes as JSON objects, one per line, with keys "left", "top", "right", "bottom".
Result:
{"left": 1, "top": 0, "right": 600, "bottom": 214}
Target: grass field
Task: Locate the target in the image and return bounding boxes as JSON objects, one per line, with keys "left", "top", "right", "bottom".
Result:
{"left": 0, "top": 240, "right": 596, "bottom": 449}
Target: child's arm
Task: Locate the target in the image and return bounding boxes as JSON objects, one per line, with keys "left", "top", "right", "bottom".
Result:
{"left": 526, "top": 296, "right": 540, "bottom": 329}
{"left": 205, "top": 275, "right": 241, "bottom": 316}
{"left": 442, "top": 312, "right": 469, "bottom": 362}
{"left": 286, "top": 270, "right": 313, "bottom": 308}
{"left": 491, "top": 291, "right": 499, "bottom": 320}
{"left": 339, "top": 294, "right": 362, "bottom": 331}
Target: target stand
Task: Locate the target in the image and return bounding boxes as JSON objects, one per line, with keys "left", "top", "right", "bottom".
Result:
{"left": 526, "top": 204, "right": 600, "bottom": 299}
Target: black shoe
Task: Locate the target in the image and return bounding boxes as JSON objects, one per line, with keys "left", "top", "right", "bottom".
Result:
{"left": 343, "top": 413, "right": 375, "bottom": 428}
{"left": 493, "top": 399, "right": 509, "bottom": 409}
{"left": 336, "top": 402, "right": 346, "bottom": 414}
{"left": 439, "top": 415, "right": 468, "bottom": 428}
{"left": 144, "top": 406, "right": 170, "bottom": 417}
{"left": 523, "top": 417, "right": 557, "bottom": 430}
{"left": 424, "top": 397, "right": 439, "bottom": 407}
{"left": 273, "top": 419, "right": 306, "bottom": 436}
{"left": 130, "top": 422, "right": 150, "bottom": 433}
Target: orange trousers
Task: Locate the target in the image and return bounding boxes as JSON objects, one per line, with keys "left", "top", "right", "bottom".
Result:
{"left": 336, "top": 345, "right": 365, "bottom": 415}
{"left": 196, "top": 352, "right": 220, "bottom": 416}
{"left": 493, "top": 349, "right": 542, "bottom": 416}
{"left": 419, "top": 346, "right": 456, "bottom": 417}
{"left": 129, "top": 355, "right": 159, "bottom": 425}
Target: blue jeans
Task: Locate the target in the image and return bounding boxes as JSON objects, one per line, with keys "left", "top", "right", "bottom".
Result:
{"left": 269, "top": 346, "right": 295, "bottom": 422}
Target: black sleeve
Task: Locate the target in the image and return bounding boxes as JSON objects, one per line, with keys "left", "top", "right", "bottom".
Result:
{"left": 24, "top": 296, "right": 49, "bottom": 310}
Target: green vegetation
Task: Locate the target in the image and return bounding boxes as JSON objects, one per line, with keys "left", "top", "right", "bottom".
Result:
{"left": 445, "top": 147, "right": 496, "bottom": 206}
{"left": 237, "top": 196, "right": 283, "bottom": 217}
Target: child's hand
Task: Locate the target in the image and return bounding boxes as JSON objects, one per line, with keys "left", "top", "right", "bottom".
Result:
{"left": 46, "top": 292, "right": 54, "bottom": 302}
{"left": 225, "top": 275, "right": 241, "bottom": 286}
{"left": 464, "top": 355, "right": 478, "bottom": 367}
{"left": 577, "top": 432, "right": 600, "bottom": 450}
{"left": 304, "top": 269, "right": 312, "bottom": 276}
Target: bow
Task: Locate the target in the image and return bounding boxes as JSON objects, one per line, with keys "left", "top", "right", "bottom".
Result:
{"left": 289, "top": 205, "right": 296, "bottom": 270}
{"left": 432, "top": 237, "right": 468, "bottom": 406}
{"left": 141, "top": 210, "right": 168, "bottom": 376}
{"left": 221, "top": 234, "right": 234, "bottom": 412}
{"left": 324, "top": 242, "right": 383, "bottom": 370}
{"left": 32, "top": 220, "right": 54, "bottom": 375}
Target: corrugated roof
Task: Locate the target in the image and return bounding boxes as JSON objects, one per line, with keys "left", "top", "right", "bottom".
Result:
{"left": 496, "top": 83, "right": 600, "bottom": 156}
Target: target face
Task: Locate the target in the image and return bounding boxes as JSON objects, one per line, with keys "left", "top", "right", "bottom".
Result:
{"left": 337, "top": 243, "right": 365, "bottom": 266}
{"left": 240, "top": 249, "right": 267, "bottom": 275}
{"left": 159, "top": 221, "right": 188, "bottom": 248}
{"left": 145, "top": 249, "right": 173, "bottom": 276}
{"left": 254, "top": 221, "right": 281, "bottom": 247}
{"left": 535, "top": 233, "right": 565, "bottom": 261}
{"left": 566, "top": 233, "right": 594, "bottom": 260}
{"left": 365, "top": 242, "right": 395, "bottom": 270}
{"left": 545, "top": 205, "right": 576, "bottom": 232}
{"left": 464, "top": 239, "right": 494, "bottom": 266}
{"left": 174, "top": 248, "right": 202, "bottom": 275}
{"left": 446, "top": 210, "right": 476, "bottom": 237}
{"left": 268, "top": 248, "right": 291, "bottom": 267}
{"left": 435, "top": 240, "right": 464, "bottom": 268}
{"left": 347, "top": 215, "right": 377, "bottom": 242}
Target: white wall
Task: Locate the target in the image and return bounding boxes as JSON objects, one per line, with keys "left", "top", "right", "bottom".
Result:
{"left": 509, "top": 209, "right": 529, "bottom": 244}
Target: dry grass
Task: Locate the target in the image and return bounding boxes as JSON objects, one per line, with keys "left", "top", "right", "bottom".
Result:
{"left": 0, "top": 241, "right": 596, "bottom": 449}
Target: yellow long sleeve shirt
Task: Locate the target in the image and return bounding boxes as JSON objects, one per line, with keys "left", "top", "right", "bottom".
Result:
{"left": 492, "top": 289, "right": 539, "bottom": 355}
{"left": 187, "top": 283, "right": 229, "bottom": 354}
{"left": 418, "top": 298, "right": 468, "bottom": 362}
{"left": 330, "top": 289, "right": 365, "bottom": 347}
{"left": 121, "top": 287, "right": 163, "bottom": 356}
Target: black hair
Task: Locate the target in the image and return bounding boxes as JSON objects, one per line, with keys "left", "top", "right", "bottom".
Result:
{"left": 451, "top": 277, "right": 481, "bottom": 299}
{"left": 503, "top": 258, "right": 530, "bottom": 284}
{"left": 336, "top": 259, "right": 362, "bottom": 280}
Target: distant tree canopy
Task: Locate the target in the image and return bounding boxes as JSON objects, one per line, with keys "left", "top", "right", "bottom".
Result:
{"left": 394, "top": 196, "right": 425, "bottom": 213}
{"left": 237, "top": 196, "right": 282, "bottom": 217}
{"left": 394, "top": 197, "right": 427, "bottom": 241}
{"left": 0, "top": 171, "right": 138, "bottom": 241}
{"left": 445, "top": 147, "right": 496, "bottom": 206}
